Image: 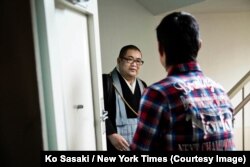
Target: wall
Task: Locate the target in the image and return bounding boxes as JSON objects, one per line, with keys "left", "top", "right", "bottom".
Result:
{"left": 0, "top": 0, "right": 43, "bottom": 166}
{"left": 98, "top": 0, "right": 250, "bottom": 150}
{"left": 181, "top": 12, "right": 250, "bottom": 150}
{"left": 155, "top": 11, "right": 250, "bottom": 90}
{"left": 98, "top": 0, "right": 250, "bottom": 87}
{"left": 157, "top": 12, "right": 250, "bottom": 150}
{"left": 194, "top": 12, "right": 250, "bottom": 91}
{"left": 192, "top": 12, "right": 250, "bottom": 150}
{"left": 98, "top": 0, "right": 164, "bottom": 84}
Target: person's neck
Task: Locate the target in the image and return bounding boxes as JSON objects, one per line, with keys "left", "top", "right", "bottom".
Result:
{"left": 123, "top": 76, "right": 135, "bottom": 85}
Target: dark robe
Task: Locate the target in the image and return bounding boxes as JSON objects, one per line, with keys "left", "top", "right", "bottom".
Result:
{"left": 102, "top": 69, "right": 147, "bottom": 151}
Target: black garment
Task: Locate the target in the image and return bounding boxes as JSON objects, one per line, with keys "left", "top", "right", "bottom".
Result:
{"left": 102, "top": 70, "right": 147, "bottom": 151}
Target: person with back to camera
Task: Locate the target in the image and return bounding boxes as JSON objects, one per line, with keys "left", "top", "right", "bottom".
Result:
{"left": 130, "top": 12, "right": 235, "bottom": 151}
{"left": 102, "top": 45, "right": 147, "bottom": 151}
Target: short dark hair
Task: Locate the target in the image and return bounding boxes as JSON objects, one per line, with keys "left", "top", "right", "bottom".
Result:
{"left": 118, "top": 45, "right": 141, "bottom": 58}
{"left": 156, "top": 12, "right": 200, "bottom": 66}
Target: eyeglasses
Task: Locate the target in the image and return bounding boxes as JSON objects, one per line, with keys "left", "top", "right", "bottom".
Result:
{"left": 120, "top": 57, "right": 144, "bottom": 65}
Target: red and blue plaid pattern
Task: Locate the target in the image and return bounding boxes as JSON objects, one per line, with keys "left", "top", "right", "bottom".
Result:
{"left": 130, "top": 61, "right": 235, "bottom": 151}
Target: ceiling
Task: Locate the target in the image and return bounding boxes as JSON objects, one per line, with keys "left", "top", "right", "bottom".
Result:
{"left": 136, "top": 0, "right": 250, "bottom": 15}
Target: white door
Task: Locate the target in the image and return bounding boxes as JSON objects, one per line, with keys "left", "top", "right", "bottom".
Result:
{"left": 32, "top": 0, "right": 106, "bottom": 150}
{"left": 54, "top": 1, "right": 96, "bottom": 150}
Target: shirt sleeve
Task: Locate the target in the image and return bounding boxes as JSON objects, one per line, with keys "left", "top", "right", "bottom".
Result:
{"left": 130, "top": 87, "right": 167, "bottom": 151}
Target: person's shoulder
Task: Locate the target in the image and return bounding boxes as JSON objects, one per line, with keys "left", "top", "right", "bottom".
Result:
{"left": 102, "top": 73, "right": 110, "bottom": 77}
{"left": 102, "top": 73, "right": 111, "bottom": 80}
{"left": 204, "top": 76, "right": 226, "bottom": 91}
{"left": 151, "top": 76, "right": 178, "bottom": 88}
{"left": 102, "top": 73, "right": 113, "bottom": 88}
{"left": 145, "top": 78, "right": 168, "bottom": 92}
{"left": 146, "top": 76, "right": 183, "bottom": 95}
{"left": 137, "top": 78, "right": 147, "bottom": 87}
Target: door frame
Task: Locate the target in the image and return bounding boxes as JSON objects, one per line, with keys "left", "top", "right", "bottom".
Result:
{"left": 30, "top": 0, "right": 106, "bottom": 150}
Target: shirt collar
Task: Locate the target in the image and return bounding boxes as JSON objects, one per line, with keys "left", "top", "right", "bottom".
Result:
{"left": 167, "top": 61, "right": 202, "bottom": 76}
{"left": 116, "top": 66, "right": 136, "bottom": 94}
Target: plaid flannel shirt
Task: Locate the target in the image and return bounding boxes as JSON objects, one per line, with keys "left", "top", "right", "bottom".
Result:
{"left": 130, "top": 61, "right": 235, "bottom": 151}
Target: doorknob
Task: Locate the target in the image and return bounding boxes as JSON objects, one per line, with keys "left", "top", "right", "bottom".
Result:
{"left": 74, "top": 104, "right": 84, "bottom": 109}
